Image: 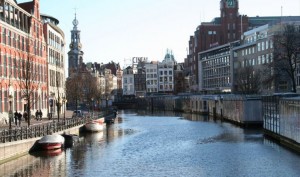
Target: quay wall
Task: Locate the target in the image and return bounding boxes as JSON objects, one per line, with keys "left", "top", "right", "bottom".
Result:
{"left": 144, "top": 94, "right": 300, "bottom": 151}
{"left": 279, "top": 97, "right": 300, "bottom": 143}
{"left": 148, "top": 94, "right": 263, "bottom": 126}
{"left": 0, "top": 124, "right": 82, "bottom": 163}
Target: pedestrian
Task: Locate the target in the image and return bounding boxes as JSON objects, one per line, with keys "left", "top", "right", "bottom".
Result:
{"left": 39, "top": 110, "right": 43, "bottom": 121}
{"left": 18, "top": 112, "right": 22, "bottom": 126}
{"left": 35, "top": 110, "right": 39, "bottom": 121}
{"left": 14, "top": 111, "right": 18, "bottom": 126}
{"left": 23, "top": 112, "right": 28, "bottom": 122}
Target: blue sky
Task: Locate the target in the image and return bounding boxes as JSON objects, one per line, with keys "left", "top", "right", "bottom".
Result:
{"left": 18, "top": 0, "right": 300, "bottom": 68}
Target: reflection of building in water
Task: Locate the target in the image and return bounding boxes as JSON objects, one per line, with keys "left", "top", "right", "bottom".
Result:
{"left": 0, "top": 152, "right": 66, "bottom": 177}
{"left": 264, "top": 138, "right": 281, "bottom": 152}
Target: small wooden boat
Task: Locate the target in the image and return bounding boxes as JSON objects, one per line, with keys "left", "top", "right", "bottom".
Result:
{"left": 39, "top": 134, "right": 65, "bottom": 150}
{"left": 85, "top": 117, "right": 105, "bottom": 132}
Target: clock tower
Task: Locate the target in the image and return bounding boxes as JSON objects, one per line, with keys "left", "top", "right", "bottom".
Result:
{"left": 220, "top": 0, "right": 243, "bottom": 43}
{"left": 68, "top": 13, "right": 84, "bottom": 77}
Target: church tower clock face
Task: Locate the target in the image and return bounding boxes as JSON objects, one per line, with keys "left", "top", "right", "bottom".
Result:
{"left": 226, "top": 0, "right": 235, "bottom": 7}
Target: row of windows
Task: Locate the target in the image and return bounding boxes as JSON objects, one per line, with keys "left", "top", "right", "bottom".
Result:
{"left": 159, "top": 70, "right": 172, "bottom": 75}
{"left": 0, "top": 89, "right": 46, "bottom": 112}
{"left": 1, "top": 27, "right": 44, "bottom": 57}
{"left": 257, "top": 40, "right": 273, "bottom": 51}
{"left": 159, "top": 76, "right": 173, "bottom": 82}
{"left": 123, "top": 77, "right": 133, "bottom": 84}
{"left": 49, "top": 48, "right": 64, "bottom": 67}
{"left": 241, "top": 40, "right": 273, "bottom": 56}
{"left": 49, "top": 70, "right": 63, "bottom": 87}
{"left": 49, "top": 30, "right": 63, "bottom": 50}
{"left": 208, "top": 31, "right": 217, "bottom": 35}
{"left": 203, "top": 67, "right": 230, "bottom": 78}
{"left": 0, "top": 54, "right": 46, "bottom": 82}
{"left": 159, "top": 84, "right": 173, "bottom": 90}
{"left": 146, "top": 74, "right": 157, "bottom": 78}
{"left": 146, "top": 69, "right": 157, "bottom": 72}
{"left": 146, "top": 80, "right": 158, "bottom": 85}
{"left": 203, "top": 57, "right": 230, "bottom": 68}
{"left": 1, "top": 27, "right": 26, "bottom": 51}
{"left": 241, "top": 53, "right": 273, "bottom": 67}
{"left": 0, "top": 1, "right": 30, "bottom": 33}
{"left": 203, "top": 77, "right": 231, "bottom": 88}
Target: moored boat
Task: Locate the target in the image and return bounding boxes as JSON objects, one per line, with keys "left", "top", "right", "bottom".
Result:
{"left": 39, "top": 134, "right": 65, "bottom": 150}
{"left": 84, "top": 117, "right": 105, "bottom": 132}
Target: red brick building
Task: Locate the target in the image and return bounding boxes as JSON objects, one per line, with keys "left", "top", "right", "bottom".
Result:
{"left": 185, "top": 0, "right": 295, "bottom": 92}
{"left": 0, "top": 0, "right": 47, "bottom": 119}
{"left": 186, "top": 0, "right": 248, "bottom": 92}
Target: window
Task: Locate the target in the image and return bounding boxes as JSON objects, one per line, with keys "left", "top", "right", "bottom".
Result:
{"left": 270, "top": 40, "right": 273, "bottom": 48}
{"left": 262, "top": 55, "right": 265, "bottom": 64}
{"left": 266, "top": 54, "right": 269, "bottom": 63}
{"left": 257, "top": 43, "right": 261, "bottom": 52}
{"left": 7, "top": 31, "right": 11, "bottom": 46}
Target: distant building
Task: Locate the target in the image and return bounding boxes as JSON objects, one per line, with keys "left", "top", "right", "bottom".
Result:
{"left": 134, "top": 62, "right": 146, "bottom": 97}
{"left": 198, "top": 42, "right": 237, "bottom": 93}
{"left": 145, "top": 61, "right": 158, "bottom": 94}
{"left": 123, "top": 66, "right": 134, "bottom": 95}
{"left": 174, "top": 63, "right": 185, "bottom": 94}
{"left": 186, "top": 0, "right": 300, "bottom": 92}
{"left": 68, "top": 13, "right": 84, "bottom": 77}
{"left": 158, "top": 50, "right": 176, "bottom": 93}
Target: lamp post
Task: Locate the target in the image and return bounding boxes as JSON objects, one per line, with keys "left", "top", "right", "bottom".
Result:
{"left": 56, "top": 97, "right": 61, "bottom": 122}
{"left": 8, "top": 94, "right": 13, "bottom": 130}
{"left": 91, "top": 97, "right": 94, "bottom": 118}
{"left": 106, "top": 95, "right": 108, "bottom": 115}
{"left": 62, "top": 97, "right": 67, "bottom": 123}
{"left": 8, "top": 79, "right": 13, "bottom": 130}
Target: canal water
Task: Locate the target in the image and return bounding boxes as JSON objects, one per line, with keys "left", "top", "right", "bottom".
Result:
{"left": 2, "top": 110, "right": 300, "bottom": 177}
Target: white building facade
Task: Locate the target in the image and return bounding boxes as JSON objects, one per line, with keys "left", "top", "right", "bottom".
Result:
{"left": 145, "top": 62, "right": 158, "bottom": 93}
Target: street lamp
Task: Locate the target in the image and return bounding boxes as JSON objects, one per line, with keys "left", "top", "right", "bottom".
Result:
{"left": 57, "top": 97, "right": 61, "bottom": 122}
{"left": 8, "top": 80, "right": 13, "bottom": 130}
{"left": 91, "top": 97, "right": 94, "bottom": 118}
{"left": 106, "top": 95, "right": 108, "bottom": 115}
{"left": 62, "top": 97, "right": 67, "bottom": 123}
{"left": 8, "top": 94, "right": 13, "bottom": 130}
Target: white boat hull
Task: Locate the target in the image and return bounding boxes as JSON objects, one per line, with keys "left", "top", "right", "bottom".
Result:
{"left": 85, "top": 118, "right": 105, "bottom": 132}
{"left": 39, "top": 134, "right": 65, "bottom": 150}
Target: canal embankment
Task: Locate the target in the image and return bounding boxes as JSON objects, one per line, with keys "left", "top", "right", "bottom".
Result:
{"left": 0, "top": 110, "right": 116, "bottom": 163}
{"left": 140, "top": 94, "right": 300, "bottom": 152}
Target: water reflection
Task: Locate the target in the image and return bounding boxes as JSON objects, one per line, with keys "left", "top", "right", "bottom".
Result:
{"left": 2, "top": 110, "right": 300, "bottom": 177}
{"left": 0, "top": 149, "right": 66, "bottom": 177}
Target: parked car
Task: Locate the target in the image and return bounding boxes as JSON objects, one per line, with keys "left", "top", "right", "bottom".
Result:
{"left": 72, "top": 110, "right": 83, "bottom": 118}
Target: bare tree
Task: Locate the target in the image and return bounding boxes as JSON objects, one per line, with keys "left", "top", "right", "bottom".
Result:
{"left": 66, "top": 73, "right": 83, "bottom": 111}
{"left": 18, "top": 54, "right": 39, "bottom": 126}
{"left": 234, "top": 65, "right": 261, "bottom": 94}
{"left": 66, "top": 71, "right": 99, "bottom": 112}
{"left": 273, "top": 24, "right": 300, "bottom": 92}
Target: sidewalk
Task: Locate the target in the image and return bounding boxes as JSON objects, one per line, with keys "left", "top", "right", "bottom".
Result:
{"left": 0, "top": 110, "right": 74, "bottom": 131}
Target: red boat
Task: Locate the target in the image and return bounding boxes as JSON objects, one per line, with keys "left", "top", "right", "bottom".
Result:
{"left": 39, "top": 134, "right": 65, "bottom": 150}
